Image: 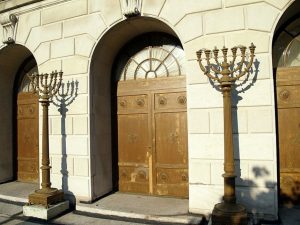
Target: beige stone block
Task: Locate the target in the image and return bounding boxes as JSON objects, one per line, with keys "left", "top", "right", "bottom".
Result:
{"left": 224, "top": 0, "right": 261, "bottom": 7}
{"left": 63, "top": 14, "right": 106, "bottom": 39}
{"left": 187, "top": 83, "right": 223, "bottom": 109}
{"left": 42, "top": 0, "right": 87, "bottom": 25}
{"left": 74, "top": 158, "right": 89, "bottom": 176}
{"left": 49, "top": 136, "right": 62, "bottom": 155}
{"left": 186, "top": 60, "right": 208, "bottom": 84}
{"left": 203, "top": 8, "right": 244, "bottom": 34}
{"left": 234, "top": 79, "right": 273, "bottom": 107}
{"left": 225, "top": 30, "right": 270, "bottom": 53}
{"left": 209, "top": 109, "right": 223, "bottom": 134}
{"left": 185, "top": 0, "right": 222, "bottom": 14}
{"left": 236, "top": 186, "right": 277, "bottom": 215}
{"left": 50, "top": 173, "right": 62, "bottom": 189}
{"left": 255, "top": 54, "right": 271, "bottom": 80}
{"left": 68, "top": 176, "right": 90, "bottom": 197}
{"left": 73, "top": 116, "right": 88, "bottom": 135}
{"left": 34, "top": 42, "right": 50, "bottom": 69}
{"left": 236, "top": 134, "right": 275, "bottom": 160}
{"left": 188, "top": 109, "right": 210, "bottom": 133}
{"left": 48, "top": 103, "right": 61, "bottom": 116}
{"left": 38, "top": 59, "right": 62, "bottom": 74}
{"left": 66, "top": 136, "right": 88, "bottom": 156}
{"left": 67, "top": 157, "right": 74, "bottom": 176}
{"left": 52, "top": 116, "right": 73, "bottom": 135}
{"left": 159, "top": 0, "right": 187, "bottom": 25}
{"left": 51, "top": 38, "right": 74, "bottom": 58}
{"left": 189, "top": 160, "right": 211, "bottom": 184}
{"left": 143, "top": 0, "right": 165, "bottom": 16}
{"left": 248, "top": 161, "right": 275, "bottom": 188}
{"left": 16, "top": 11, "right": 40, "bottom": 44}
{"left": 189, "top": 184, "right": 223, "bottom": 212}
{"left": 62, "top": 56, "right": 88, "bottom": 75}
{"left": 246, "top": 3, "right": 279, "bottom": 32}
{"left": 266, "top": 0, "right": 290, "bottom": 10}
{"left": 75, "top": 76, "right": 88, "bottom": 94}
{"left": 210, "top": 160, "right": 223, "bottom": 185}
{"left": 189, "top": 134, "right": 224, "bottom": 159}
{"left": 176, "top": 13, "right": 202, "bottom": 43}
{"left": 51, "top": 156, "right": 62, "bottom": 174}
{"left": 67, "top": 95, "right": 88, "bottom": 115}
{"left": 94, "top": 0, "right": 122, "bottom": 26}
{"left": 75, "top": 35, "right": 95, "bottom": 57}
{"left": 26, "top": 23, "right": 62, "bottom": 52}
{"left": 184, "top": 35, "right": 224, "bottom": 60}
{"left": 248, "top": 107, "right": 274, "bottom": 133}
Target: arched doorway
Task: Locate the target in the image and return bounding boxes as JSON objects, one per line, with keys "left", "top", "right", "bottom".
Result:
{"left": 273, "top": 14, "right": 300, "bottom": 204}
{"left": 89, "top": 17, "right": 188, "bottom": 200}
{"left": 15, "top": 57, "right": 39, "bottom": 183}
{"left": 0, "top": 45, "right": 38, "bottom": 184}
{"left": 113, "top": 33, "right": 188, "bottom": 197}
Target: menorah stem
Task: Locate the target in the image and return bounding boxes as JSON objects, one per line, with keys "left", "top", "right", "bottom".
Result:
{"left": 210, "top": 83, "right": 247, "bottom": 225}
{"left": 222, "top": 84, "right": 236, "bottom": 204}
{"left": 41, "top": 100, "right": 51, "bottom": 190}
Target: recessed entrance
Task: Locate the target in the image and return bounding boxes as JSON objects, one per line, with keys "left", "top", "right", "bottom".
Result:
{"left": 114, "top": 33, "right": 188, "bottom": 198}
{"left": 273, "top": 16, "right": 300, "bottom": 204}
{"left": 15, "top": 57, "right": 39, "bottom": 183}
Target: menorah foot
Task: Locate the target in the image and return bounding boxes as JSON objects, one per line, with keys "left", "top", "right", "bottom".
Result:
{"left": 28, "top": 188, "right": 64, "bottom": 207}
{"left": 211, "top": 202, "right": 248, "bottom": 225}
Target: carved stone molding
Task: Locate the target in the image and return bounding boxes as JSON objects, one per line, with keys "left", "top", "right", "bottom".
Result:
{"left": 121, "top": 0, "right": 142, "bottom": 17}
{"left": 0, "top": 13, "right": 18, "bottom": 44}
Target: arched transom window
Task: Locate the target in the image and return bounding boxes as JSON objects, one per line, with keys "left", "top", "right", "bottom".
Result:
{"left": 116, "top": 33, "right": 185, "bottom": 81}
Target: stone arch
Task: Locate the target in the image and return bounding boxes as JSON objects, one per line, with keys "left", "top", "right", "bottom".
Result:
{"left": 89, "top": 16, "right": 186, "bottom": 200}
{"left": 0, "top": 44, "right": 38, "bottom": 183}
{"left": 272, "top": 0, "right": 300, "bottom": 205}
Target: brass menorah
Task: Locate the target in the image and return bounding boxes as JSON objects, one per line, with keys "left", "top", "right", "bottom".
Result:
{"left": 27, "top": 71, "right": 64, "bottom": 207}
{"left": 196, "top": 44, "right": 256, "bottom": 225}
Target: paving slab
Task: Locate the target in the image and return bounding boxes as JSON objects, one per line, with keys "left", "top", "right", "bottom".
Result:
{"left": 0, "top": 181, "right": 37, "bottom": 203}
{"left": 77, "top": 192, "right": 203, "bottom": 224}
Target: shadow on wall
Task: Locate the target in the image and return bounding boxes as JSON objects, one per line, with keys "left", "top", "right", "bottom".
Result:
{"left": 52, "top": 80, "right": 79, "bottom": 203}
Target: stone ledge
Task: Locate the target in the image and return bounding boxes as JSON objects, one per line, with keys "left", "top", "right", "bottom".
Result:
{"left": 23, "top": 200, "right": 69, "bottom": 220}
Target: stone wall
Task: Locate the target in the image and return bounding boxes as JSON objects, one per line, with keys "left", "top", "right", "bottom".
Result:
{"left": 0, "top": 0, "right": 295, "bottom": 218}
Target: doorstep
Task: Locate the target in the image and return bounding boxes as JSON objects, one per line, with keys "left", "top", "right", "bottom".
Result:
{"left": 76, "top": 192, "right": 204, "bottom": 225}
{"left": 0, "top": 181, "right": 37, "bottom": 203}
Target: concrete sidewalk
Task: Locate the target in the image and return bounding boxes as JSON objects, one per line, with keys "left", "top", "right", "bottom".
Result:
{"left": 0, "top": 181, "right": 299, "bottom": 225}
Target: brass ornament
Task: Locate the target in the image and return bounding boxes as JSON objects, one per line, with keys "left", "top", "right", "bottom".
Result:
{"left": 158, "top": 96, "right": 167, "bottom": 106}
{"left": 279, "top": 89, "right": 290, "bottom": 101}
{"left": 136, "top": 98, "right": 145, "bottom": 107}
{"left": 177, "top": 96, "right": 187, "bottom": 105}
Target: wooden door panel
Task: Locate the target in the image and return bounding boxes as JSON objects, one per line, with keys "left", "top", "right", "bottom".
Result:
{"left": 277, "top": 67, "right": 300, "bottom": 204}
{"left": 17, "top": 93, "right": 39, "bottom": 183}
{"left": 118, "top": 114, "right": 149, "bottom": 164}
{"left": 154, "top": 111, "right": 188, "bottom": 197}
{"left": 154, "top": 92, "right": 187, "bottom": 110}
{"left": 155, "top": 112, "right": 188, "bottom": 165}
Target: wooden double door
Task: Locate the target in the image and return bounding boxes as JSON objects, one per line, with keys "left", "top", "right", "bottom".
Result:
{"left": 17, "top": 92, "right": 39, "bottom": 183}
{"left": 117, "top": 77, "right": 188, "bottom": 198}
{"left": 277, "top": 67, "right": 300, "bottom": 204}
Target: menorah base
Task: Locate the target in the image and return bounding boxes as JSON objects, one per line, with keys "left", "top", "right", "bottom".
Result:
{"left": 28, "top": 188, "right": 64, "bottom": 207}
{"left": 211, "top": 202, "right": 248, "bottom": 225}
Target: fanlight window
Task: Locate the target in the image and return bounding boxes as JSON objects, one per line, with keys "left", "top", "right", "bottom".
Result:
{"left": 278, "top": 35, "right": 300, "bottom": 67}
{"left": 18, "top": 65, "right": 38, "bottom": 93}
{"left": 273, "top": 17, "right": 300, "bottom": 68}
{"left": 119, "top": 45, "right": 185, "bottom": 81}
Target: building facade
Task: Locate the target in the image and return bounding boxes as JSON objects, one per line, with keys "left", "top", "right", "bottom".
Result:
{"left": 0, "top": 0, "right": 299, "bottom": 220}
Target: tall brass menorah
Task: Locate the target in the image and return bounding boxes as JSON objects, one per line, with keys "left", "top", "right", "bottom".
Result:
{"left": 28, "top": 71, "right": 64, "bottom": 207}
{"left": 196, "top": 43, "right": 255, "bottom": 225}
